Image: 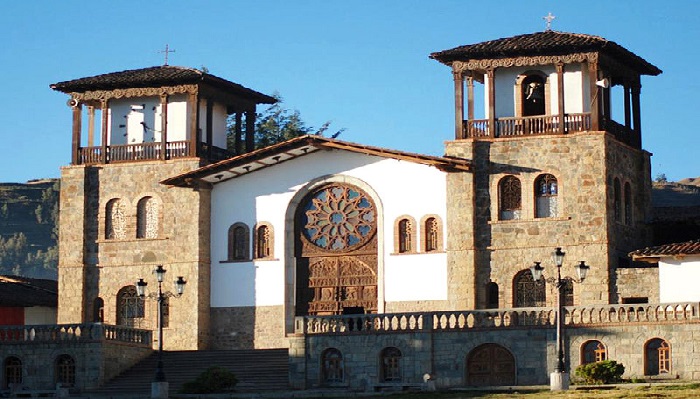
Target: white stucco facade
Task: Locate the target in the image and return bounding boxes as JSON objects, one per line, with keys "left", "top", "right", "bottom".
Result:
{"left": 658, "top": 255, "right": 700, "bottom": 303}
{"left": 209, "top": 149, "right": 450, "bottom": 310}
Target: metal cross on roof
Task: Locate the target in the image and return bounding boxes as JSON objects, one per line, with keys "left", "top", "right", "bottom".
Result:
{"left": 543, "top": 12, "right": 556, "bottom": 31}
{"left": 159, "top": 44, "right": 176, "bottom": 66}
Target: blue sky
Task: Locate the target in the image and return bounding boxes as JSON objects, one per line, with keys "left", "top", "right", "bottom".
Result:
{"left": 1, "top": 1, "right": 697, "bottom": 183}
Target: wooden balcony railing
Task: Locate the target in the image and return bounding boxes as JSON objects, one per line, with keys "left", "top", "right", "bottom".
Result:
{"left": 297, "top": 302, "right": 700, "bottom": 335}
{"left": 466, "top": 113, "right": 591, "bottom": 138}
{"left": 76, "top": 141, "right": 234, "bottom": 165}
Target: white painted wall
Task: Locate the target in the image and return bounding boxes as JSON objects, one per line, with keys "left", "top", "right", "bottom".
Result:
{"left": 107, "top": 95, "right": 190, "bottom": 144}
{"left": 209, "top": 150, "right": 449, "bottom": 308}
{"left": 24, "top": 307, "right": 57, "bottom": 325}
{"left": 484, "top": 65, "right": 585, "bottom": 118}
{"left": 658, "top": 256, "right": 700, "bottom": 302}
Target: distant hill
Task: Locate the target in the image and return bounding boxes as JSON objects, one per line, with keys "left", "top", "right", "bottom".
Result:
{"left": 0, "top": 179, "right": 59, "bottom": 279}
{"left": 651, "top": 177, "right": 700, "bottom": 245}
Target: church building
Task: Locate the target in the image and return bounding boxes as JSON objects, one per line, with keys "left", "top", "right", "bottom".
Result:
{"left": 13, "top": 28, "right": 697, "bottom": 391}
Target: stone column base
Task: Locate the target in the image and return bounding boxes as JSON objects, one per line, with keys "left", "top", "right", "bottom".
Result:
{"left": 151, "top": 381, "right": 169, "bottom": 399}
{"left": 550, "top": 371, "right": 569, "bottom": 391}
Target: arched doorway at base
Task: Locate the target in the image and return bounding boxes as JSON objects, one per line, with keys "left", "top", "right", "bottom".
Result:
{"left": 466, "top": 343, "right": 515, "bottom": 386}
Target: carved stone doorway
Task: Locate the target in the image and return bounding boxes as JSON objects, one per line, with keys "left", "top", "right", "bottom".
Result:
{"left": 295, "top": 183, "right": 378, "bottom": 316}
{"left": 466, "top": 344, "right": 516, "bottom": 386}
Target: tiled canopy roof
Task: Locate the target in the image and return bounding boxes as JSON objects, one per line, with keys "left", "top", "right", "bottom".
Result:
{"left": 629, "top": 239, "right": 700, "bottom": 260}
{"left": 430, "top": 30, "right": 661, "bottom": 76}
{"left": 0, "top": 275, "right": 57, "bottom": 307}
{"left": 161, "top": 135, "right": 472, "bottom": 187}
{"left": 50, "top": 65, "right": 276, "bottom": 103}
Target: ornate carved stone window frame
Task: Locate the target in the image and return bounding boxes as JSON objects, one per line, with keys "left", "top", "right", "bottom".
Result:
{"left": 393, "top": 215, "right": 417, "bottom": 254}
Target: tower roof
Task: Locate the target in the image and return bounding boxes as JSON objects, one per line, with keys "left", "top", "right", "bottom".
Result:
{"left": 430, "top": 30, "right": 661, "bottom": 76}
{"left": 50, "top": 65, "right": 277, "bottom": 104}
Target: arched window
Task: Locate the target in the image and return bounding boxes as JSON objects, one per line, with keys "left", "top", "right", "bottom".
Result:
{"left": 613, "top": 178, "right": 622, "bottom": 222}
{"left": 116, "top": 286, "right": 145, "bottom": 327}
{"left": 563, "top": 278, "right": 574, "bottom": 306}
{"left": 624, "top": 182, "right": 632, "bottom": 225}
{"left": 105, "top": 198, "right": 126, "bottom": 239}
{"left": 486, "top": 282, "right": 499, "bottom": 309}
{"left": 136, "top": 196, "right": 159, "bottom": 239}
{"left": 395, "top": 217, "right": 415, "bottom": 254}
{"left": 514, "top": 269, "right": 545, "bottom": 307}
{"left": 645, "top": 338, "right": 670, "bottom": 375}
{"left": 55, "top": 355, "right": 75, "bottom": 387}
{"left": 93, "top": 297, "right": 104, "bottom": 323}
{"left": 521, "top": 74, "right": 546, "bottom": 116}
{"left": 253, "top": 223, "right": 274, "bottom": 259}
{"left": 227, "top": 223, "right": 250, "bottom": 261}
{"left": 499, "top": 176, "right": 521, "bottom": 220}
{"left": 4, "top": 357, "right": 22, "bottom": 389}
{"left": 321, "top": 348, "right": 344, "bottom": 384}
{"left": 420, "top": 215, "right": 443, "bottom": 252}
{"left": 424, "top": 217, "right": 438, "bottom": 252}
{"left": 535, "top": 174, "right": 558, "bottom": 218}
{"left": 581, "top": 340, "right": 607, "bottom": 364}
{"left": 380, "top": 347, "right": 402, "bottom": 382}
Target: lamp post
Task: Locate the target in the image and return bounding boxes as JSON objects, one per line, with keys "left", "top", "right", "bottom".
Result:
{"left": 530, "top": 247, "right": 589, "bottom": 391}
{"left": 136, "top": 265, "right": 186, "bottom": 399}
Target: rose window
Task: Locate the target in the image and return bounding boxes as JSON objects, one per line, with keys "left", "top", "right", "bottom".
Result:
{"left": 302, "top": 185, "right": 376, "bottom": 251}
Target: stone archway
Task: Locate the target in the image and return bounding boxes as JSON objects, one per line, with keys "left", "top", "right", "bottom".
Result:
{"left": 466, "top": 343, "right": 516, "bottom": 386}
{"left": 294, "top": 183, "right": 378, "bottom": 316}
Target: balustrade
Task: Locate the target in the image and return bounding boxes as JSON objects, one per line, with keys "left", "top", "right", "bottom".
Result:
{"left": 74, "top": 141, "right": 214, "bottom": 165}
{"left": 465, "top": 113, "right": 591, "bottom": 138}
{"left": 299, "top": 302, "right": 700, "bottom": 335}
{"left": 0, "top": 323, "right": 151, "bottom": 346}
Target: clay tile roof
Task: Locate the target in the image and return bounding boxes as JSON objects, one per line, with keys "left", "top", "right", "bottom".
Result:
{"left": 161, "top": 135, "right": 472, "bottom": 187}
{"left": 629, "top": 239, "right": 700, "bottom": 260}
{"left": 430, "top": 30, "right": 661, "bottom": 76}
{"left": 50, "top": 65, "right": 276, "bottom": 104}
{"left": 0, "top": 275, "right": 58, "bottom": 307}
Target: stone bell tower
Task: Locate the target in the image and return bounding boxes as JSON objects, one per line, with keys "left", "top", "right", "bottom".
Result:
{"left": 430, "top": 30, "right": 661, "bottom": 310}
{"left": 51, "top": 66, "right": 275, "bottom": 349}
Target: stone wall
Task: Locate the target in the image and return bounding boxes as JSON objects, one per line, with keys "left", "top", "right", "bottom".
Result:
{"left": 210, "top": 305, "right": 287, "bottom": 349}
{"left": 291, "top": 304, "right": 700, "bottom": 391}
{"left": 59, "top": 159, "right": 212, "bottom": 350}
{"left": 444, "top": 131, "right": 652, "bottom": 310}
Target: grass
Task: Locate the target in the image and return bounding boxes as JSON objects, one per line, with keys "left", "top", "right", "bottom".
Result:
{"left": 316, "top": 384, "right": 700, "bottom": 399}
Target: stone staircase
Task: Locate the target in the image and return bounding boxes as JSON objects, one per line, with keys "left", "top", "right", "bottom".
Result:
{"left": 87, "top": 349, "right": 289, "bottom": 395}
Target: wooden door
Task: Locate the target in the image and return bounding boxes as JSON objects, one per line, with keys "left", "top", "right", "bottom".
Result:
{"left": 295, "top": 184, "right": 378, "bottom": 316}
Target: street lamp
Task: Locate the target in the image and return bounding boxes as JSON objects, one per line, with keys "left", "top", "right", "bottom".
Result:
{"left": 530, "top": 247, "right": 589, "bottom": 391}
{"left": 136, "top": 265, "right": 186, "bottom": 399}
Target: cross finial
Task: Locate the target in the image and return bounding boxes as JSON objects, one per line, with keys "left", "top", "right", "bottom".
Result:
{"left": 159, "top": 44, "right": 176, "bottom": 66}
{"left": 543, "top": 12, "right": 556, "bottom": 31}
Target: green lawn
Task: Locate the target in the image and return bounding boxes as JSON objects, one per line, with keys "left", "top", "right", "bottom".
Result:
{"left": 316, "top": 384, "right": 700, "bottom": 399}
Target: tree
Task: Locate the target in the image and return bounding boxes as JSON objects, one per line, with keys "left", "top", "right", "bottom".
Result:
{"left": 227, "top": 94, "right": 344, "bottom": 153}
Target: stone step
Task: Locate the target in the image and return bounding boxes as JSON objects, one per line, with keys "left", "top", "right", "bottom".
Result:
{"left": 87, "top": 349, "right": 289, "bottom": 395}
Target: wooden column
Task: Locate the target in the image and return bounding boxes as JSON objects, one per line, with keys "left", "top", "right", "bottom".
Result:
{"left": 453, "top": 70, "right": 464, "bottom": 139}
{"left": 467, "top": 76, "right": 475, "bottom": 121}
{"left": 588, "top": 62, "right": 599, "bottom": 131}
{"left": 100, "top": 100, "right": 108, "bottom": 163}
{"left": 87, "top": 106, "right": 95, "bottom": 147}
{"left": 556, "top": 62, "right": 565, "bottom": 134}
{"left": 71, "top": 103, "right": 82, "bottom": 165}
{"left": 206, "top": 99, "right": 213, "bottom": 160}
{"left": 624, "top": 85, "right": 631, "bottom": 128}
{"left": 631, "top": 80, "right": 642, "bottom": 135}
{"left": 234, "top": 112, "right": 243, "bottom": 154}
{"left": 188, "top": 92, "right": 199, "bottom": 157}
{"left": 245, "top": 109, "right": 255, "bottom": 153}
{"left": 487, "top": 68, "right": 496, "bottom": 136}
{"left": 160, "top": 94, "right": 168, "bottom": 160}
